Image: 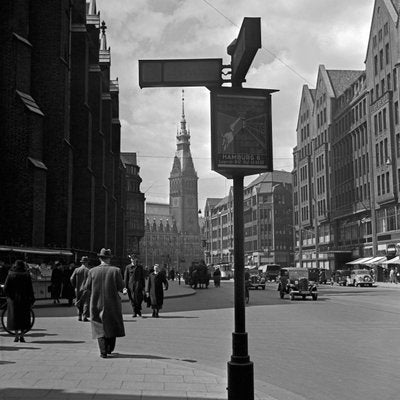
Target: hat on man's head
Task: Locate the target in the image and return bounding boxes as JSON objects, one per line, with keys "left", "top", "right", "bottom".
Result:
{"left": 80, "top": 256, "right": 89, "bottom": 263}
{"left": 98, "top": 248, "right": 112, "bottom": 258}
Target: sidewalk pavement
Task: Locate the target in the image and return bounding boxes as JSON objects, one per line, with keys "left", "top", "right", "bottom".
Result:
{"left": 0, "top": 281, "right": 276, "bottom": 400}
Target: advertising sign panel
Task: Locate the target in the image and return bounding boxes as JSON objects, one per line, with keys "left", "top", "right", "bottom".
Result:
{"left": 210, "top": 87, "right": 275, "bottom": 178}
{"left": 139, "top": 58, "right": 223, "bottom": 88}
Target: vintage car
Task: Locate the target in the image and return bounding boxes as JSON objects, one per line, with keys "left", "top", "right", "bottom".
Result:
{"left": 247, "top": 272, "right": 266, "bottom": 290}
{"left": 347, "top": 269, "right": 374, "bottom": 287}
{"left": 277, "top": 267, "right": 318, "bottom": 300}
{"left": 335, "top": 269, "right": 351, "bottom": 286}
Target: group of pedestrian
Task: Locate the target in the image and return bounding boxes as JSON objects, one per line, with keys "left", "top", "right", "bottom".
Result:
{"left": 123, "top": 256, "right": 169, "bottom": 319}
{"left": 84, "top": 249, "right": 169, "bottom": 357}
{"left": 3, "top": 248, "right": 170, "bottom": 359}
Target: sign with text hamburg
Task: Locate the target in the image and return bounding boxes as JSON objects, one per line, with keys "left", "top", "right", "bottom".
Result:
{"left": 210, "top": 87, "right": 274, "bottom": 179}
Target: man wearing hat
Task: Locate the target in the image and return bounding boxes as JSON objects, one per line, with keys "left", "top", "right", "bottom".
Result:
{"left": 124, "top": 254, "right": 145, "bottom": 318}
{"left": 70, "top": 256, "right": 91, "bottom": 321}
{"left": 85, "top": 248, "right": 125, "bottom": 358}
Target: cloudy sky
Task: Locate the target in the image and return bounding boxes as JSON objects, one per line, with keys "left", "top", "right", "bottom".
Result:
{"left": 97, "top": 0, "right": 374, "bottom": 210}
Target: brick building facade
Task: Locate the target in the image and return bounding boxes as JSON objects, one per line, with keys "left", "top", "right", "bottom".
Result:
{"left": 0, "top": 0, "right": 134, "bottom": 262}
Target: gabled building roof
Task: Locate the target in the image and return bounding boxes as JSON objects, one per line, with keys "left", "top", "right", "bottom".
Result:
{"left": 326, "top": 70, "right": 364, "bottom": 97}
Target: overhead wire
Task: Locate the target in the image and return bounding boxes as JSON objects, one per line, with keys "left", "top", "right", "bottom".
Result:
{"left": 201, "top": 0, "right": 312, "bottom": 85}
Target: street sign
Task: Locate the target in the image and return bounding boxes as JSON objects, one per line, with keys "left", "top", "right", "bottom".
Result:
{"left": 228, "top": 18, "right": 261, "bottom": 84}
{"left": 139, "top": 58, "right": 223, "bottom": 88}
{"left": 210, "top": 87, "right": 277, "bottom": 179}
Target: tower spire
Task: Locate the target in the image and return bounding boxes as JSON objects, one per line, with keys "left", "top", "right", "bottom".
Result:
{"left": 181, "top": 89, "right": 185, "bottom": 120}
{"left": 100, "top": 21, "right": 107, "bottom": 50}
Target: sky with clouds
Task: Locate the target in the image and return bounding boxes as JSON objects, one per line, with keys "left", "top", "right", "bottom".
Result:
{"left": 97, "top": 0, "right": 375, "bottom": 210}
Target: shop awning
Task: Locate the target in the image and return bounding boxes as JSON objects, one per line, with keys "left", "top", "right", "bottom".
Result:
{"left": 382, "top": 256, "right": 400, "bottom": 264}
{"left": 364, "top": 256, "right": 387, "bottom": 265}
{"left": 0, "top": 245, "right": 73, "bottom": 256}
{"left": 346, "top": 257, "right": 373, "bottom": 265}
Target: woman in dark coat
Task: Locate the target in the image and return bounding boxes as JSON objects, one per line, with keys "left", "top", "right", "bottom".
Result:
{"left": 146, "top": 264, "right": 168, "bottom": 318}
{"left": 50, "top": 261, "right": 63, "bottom": 304}
{"left": 3, "top": 260, "right": 35, "bottom": 342}
{"left": 61, "top": 263, "right": 75, "bottom": 306}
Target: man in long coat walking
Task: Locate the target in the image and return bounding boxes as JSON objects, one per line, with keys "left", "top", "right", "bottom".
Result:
{"left": 85, "top": 248, "right": 125, "bottom": 358}
{"left": 124, "top": 254, "right": 145, "bottom": 317}
{"left": 70, "top": 256, "right": 90, "bottom": 321}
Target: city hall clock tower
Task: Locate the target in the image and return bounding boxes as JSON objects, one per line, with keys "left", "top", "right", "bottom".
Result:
{"left": 169, "top": 91, "right": 199, "bottom": 235}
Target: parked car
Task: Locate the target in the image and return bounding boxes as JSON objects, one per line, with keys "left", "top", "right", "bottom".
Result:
{"left": 347, "top": 269, "right": 374, "bottom": 287}
{"left": 278, "top": 267, "right": 318, "bottom": 300}
{"left": 335, "top": 269, "right": 351, "bottom": 286}
{"left": 248, "top": 272, "right": 266, "bottom": 290}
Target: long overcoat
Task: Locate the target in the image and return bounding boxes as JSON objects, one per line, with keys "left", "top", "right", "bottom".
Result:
{"left": 50, "top": 266, "right": 63, "bottom": 299}
{"left": 124, "top": 263, "right": 145, "bottom": 305}
{"left": 146, "top": 271, "right": 168, "bottom": 309}
{"left": 70, "top": 264, "right": 89, "bottom": 306}
{"left": 4, "top": 268, "right": 35, "bottom": 331}
{"left": 85, "top": 263, "right": 125, "bottom": 339}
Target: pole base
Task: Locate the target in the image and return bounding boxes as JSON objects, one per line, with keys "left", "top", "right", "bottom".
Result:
{"left": 227, "top": 359, "right": 254, "bottom": 400}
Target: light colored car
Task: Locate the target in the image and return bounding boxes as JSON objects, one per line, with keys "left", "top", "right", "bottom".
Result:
{"left": 348, "top": 269, "right": 374, "bottom": 287}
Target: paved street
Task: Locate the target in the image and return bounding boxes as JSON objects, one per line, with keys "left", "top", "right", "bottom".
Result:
{"left": 1, "top": 280, "right": 400, "bottom": 400}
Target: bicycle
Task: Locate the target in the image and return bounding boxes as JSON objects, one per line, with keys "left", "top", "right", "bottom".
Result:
{"left": 0, "top": 285, "right": 35, "bottom": 336}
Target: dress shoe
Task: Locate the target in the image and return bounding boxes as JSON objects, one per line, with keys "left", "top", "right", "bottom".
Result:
{"left": 14, "top": 337, "right": 19, "bottom": 342}
{"left": 19, "top": 337, "right": 25, "bottom": 343}
{"left": 100, "top": 354, "right": 107, "bottom": 358}
{"left": 78, "top": 316, "right": 82, "bottom": 321}
{"left": 132, "top": 314, "right": 137, "bottom": 318}
{"left": 83, "top": 318, "right": 89, "bottom": 322}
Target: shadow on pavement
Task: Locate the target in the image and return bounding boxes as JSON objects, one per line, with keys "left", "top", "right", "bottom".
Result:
{"left": 0, "top": 346, "right": 39, "bottom": 351}
{"left": 0, "top": 389, "right": 224, "bottom": 400}
{"left": 30, "top": 340, "right": 85, "bottom": 344}
{"left": 110, "top": 353, "right": 197, "bottom": 364}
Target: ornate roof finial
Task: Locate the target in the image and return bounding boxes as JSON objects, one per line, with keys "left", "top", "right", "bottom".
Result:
{"left": 100, "top": 20, "right": 107, "bottom": 50}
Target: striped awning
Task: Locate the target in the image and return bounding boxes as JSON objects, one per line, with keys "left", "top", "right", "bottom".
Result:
{"left": 382, "top": 256, "right": 400, "bottom": 264}
{"left": 364, "top": 256, "right": 387, "bottom": 265}
{"left": 346, "top": 257, "right": 373, "bottom": 265}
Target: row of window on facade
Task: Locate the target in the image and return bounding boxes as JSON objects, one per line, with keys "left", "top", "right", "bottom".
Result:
{"left": 372, "top": 21, "right": 389, "bottom": 49}
{"left": 371, "top": 69, "right": 397, "bottom": 103}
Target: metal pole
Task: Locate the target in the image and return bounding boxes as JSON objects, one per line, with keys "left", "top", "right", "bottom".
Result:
{"left": 227, "top": 175, "right": 254, "bottom": 400}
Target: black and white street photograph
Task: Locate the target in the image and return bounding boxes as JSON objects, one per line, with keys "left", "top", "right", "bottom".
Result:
{"left": 1, "top": 1, "right": 400, "bottom": 399}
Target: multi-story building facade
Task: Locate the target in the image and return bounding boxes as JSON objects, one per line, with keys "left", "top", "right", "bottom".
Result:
{"left": 0, "top": 0, "right": 139, "bottom": 263}
{"left": 121, "top": 153, "right": 145, "bottom": 258}
{"left": 203, "top": 171, "right": 293, "bottom": 267}
{"left": 293, "top": 0, "right": 400, "bottom": 277}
